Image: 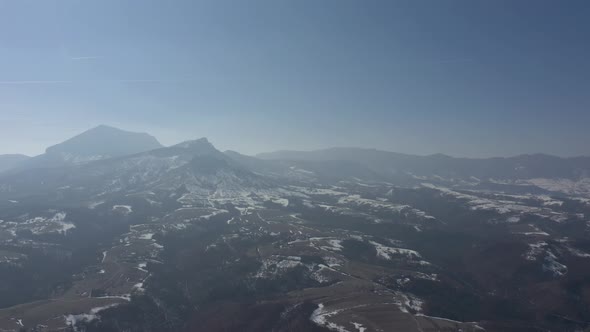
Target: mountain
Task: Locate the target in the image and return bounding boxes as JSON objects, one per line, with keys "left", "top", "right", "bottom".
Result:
{"left": 15, "top": 125, "right": 163, "bottom": 170}
{"left": 2, "top": 127, "right": 590, "bottom": 332}
{"left": 258, "top": 148, "right": 590, "bottom": 181}
{"left": 4, "top": 132, "right": 590, "bottom": 200}
{"left": 0, "top": 137, "right": 270, "bottom": 202}
{"left": 45, "top": 125, "right": 162, "bottom": 158}
{"left": 0, "top": 154, "right": 30, "bottom": 173}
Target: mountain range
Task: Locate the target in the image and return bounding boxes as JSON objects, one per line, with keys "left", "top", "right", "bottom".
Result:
{"left": 1, "top": 125, "right": 590, "bottom": 198}
{"left": 257, "top": 148, "right": 590, "bottom": 181}
{"left": 1, "top": 125, "right": 590, "bottom": 332}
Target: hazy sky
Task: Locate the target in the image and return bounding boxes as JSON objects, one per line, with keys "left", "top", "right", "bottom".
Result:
{"left": 1, "top": 0, "right": 589, "bottom": 157}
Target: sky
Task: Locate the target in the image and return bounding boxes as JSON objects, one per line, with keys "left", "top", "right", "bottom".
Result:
{"left": 1, "top": 0, "right": 589, "bottom": 158}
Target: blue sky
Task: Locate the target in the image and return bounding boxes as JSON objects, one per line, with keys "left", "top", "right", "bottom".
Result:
{"left": 1, "top": 0, "right": 589, "bottom": 157}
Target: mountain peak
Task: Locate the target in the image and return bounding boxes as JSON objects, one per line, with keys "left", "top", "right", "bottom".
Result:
{"left": 174, "top": 138, "right": 214, "bottom": 150}
{"left": 90, "top": 124, "right": 121, "bottom": 131}
{"left": 45, "top": 125, "right": 162, "bottom": 157}
{"left": 167, "top": 138, "right": 224, "bottom": 158}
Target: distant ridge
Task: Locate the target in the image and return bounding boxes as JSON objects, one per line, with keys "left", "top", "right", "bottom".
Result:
{"left": 256, "top": 147, "right": 590, "bottom": 180}
{"left": 0, "top": 154, "right": 30, "bottom": 173}
{"left": 257, "top": 147, "right": 589, "bottom": 161}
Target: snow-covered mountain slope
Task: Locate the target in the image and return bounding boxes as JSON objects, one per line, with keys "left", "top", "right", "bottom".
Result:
{"left": 0, "top": 137, "right": 272, "bottom": 201}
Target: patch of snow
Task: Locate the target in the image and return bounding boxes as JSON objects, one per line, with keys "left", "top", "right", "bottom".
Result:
{"left": 139, "top": 233, "right": 154, "bottom": 240}
{"left": 393, "top": 292, "right": 423, "bottom": 313}
{"left": 88, "top": 201, "right": 104, "bottom": 209}
{"left": 352, "top": 322, "right": 366, "bottom": 332}
{"left": 513, "top": 224, "right": 549, "bottom": 236}
{"left": 309, "top": 237, "right": 344, "bottom": 252}
{"left": 133, "top": 282, "right": 145, "bottom": 292}
{"left": 310, "top": 265, "right": 333, "bottom": 284}
{"left": 543, "top": 249, "right": 567, "bottom": 276}
{"left": 302, "top": 200, "right": 316, "bottom": 208}
{"left": 415, "top": 314, "right": 462, "bottom": 324}
{"left": 526, "top": 178, "right": 590, "bottom": 196}
{"left": 291, "top": 186, "right": 347, "bottom": 197}
{"left": 310, "top": 303, "right": 351, "bottom": 332}
{"left": 112, "top": 205, "right": 133, "bottom": 214}
{"left": 65, "top": 303, "right": 120, "bottom": 331}
{"left": 23, "top": 212, "right": 75, "bottom": 235}
{"left": 326, "top": 239, "right": 343, "bottom": 251}
{"left": 137, "top": 262, "right": 148, "bottom": 273}
{"left": 339, "top": 195, "right": 409, "bottom": 214}
{"left": 572, "top": 197, "right": 590, "bottom": 205}
{"left": 255, "top": 255, "right": 303, "bottom": 279}
{"left": 369, "top": 241, "right": 421, "bottom": 260}
{"left": 537, "top": 195, "right": 563, "bottom": 206}
{"left": 323, "top": 256, "right": 343, "bottom": 268}
{"left": 414, "top": 272, "right": 438, "bottom": 281}
{"left": 567, "top": 246, "right": 590, "bottom": 258}
{"left": 524, "top": 241, "right": 547, "bottom": 261}
{"left": 199, "top": 209, "right": 229, "bottom": 220}
{"left": 517, "top": 231, "right": 550, "bottom": 236}
{"left": 524, "top": 242, "right": 567, "bottom": 276}
{"left": 422, "top": 183, "right": 570, "bottom": 222}
{"left": 506, "top": 216, "right": 520, "bottom": 223}
{"left": 271, "top": 198, "right": 289, "bottom": 207}
{"left": 57, "top": 221, "right": 76, "bottom": 235}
